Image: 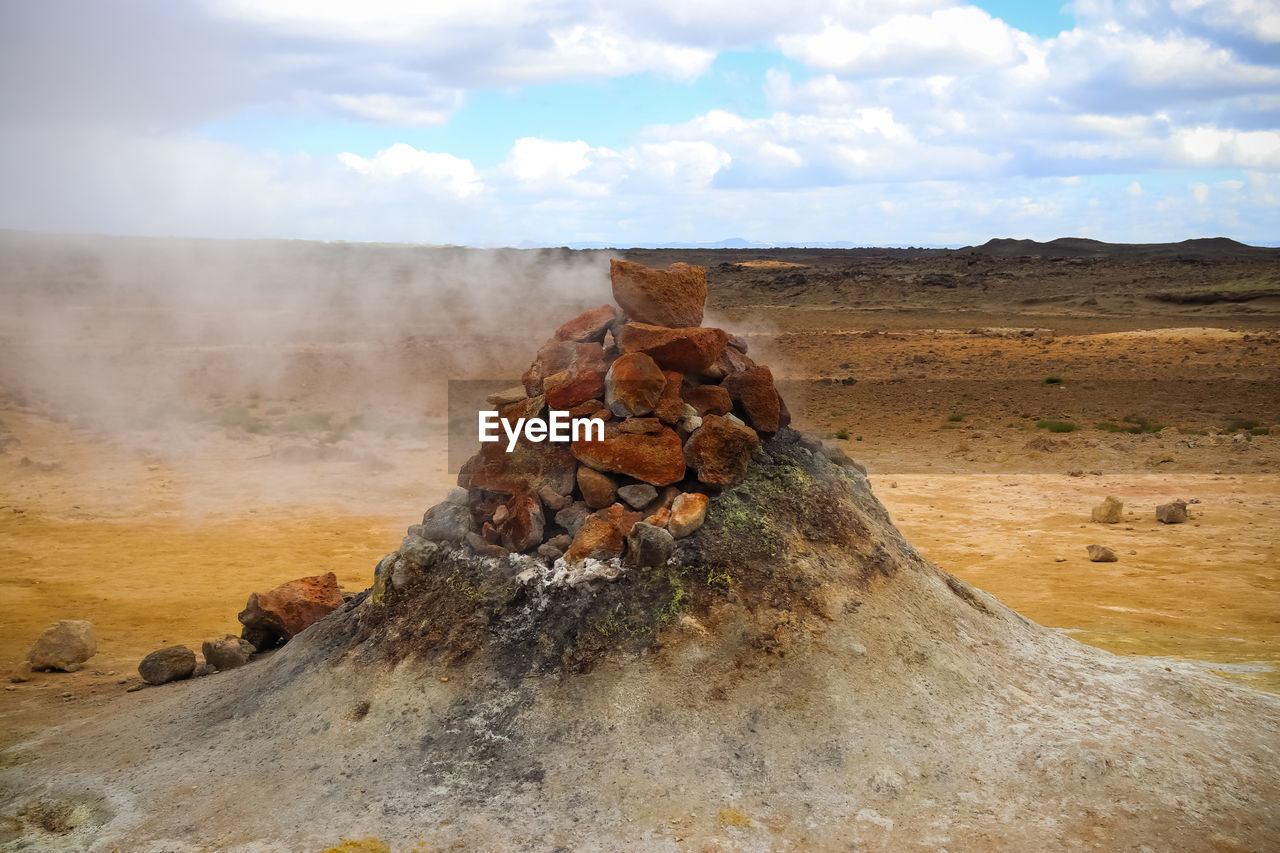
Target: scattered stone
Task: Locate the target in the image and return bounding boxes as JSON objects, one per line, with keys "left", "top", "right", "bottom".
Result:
{"left": 465, "top": 531, "right": 507, "bottom": 558}
{"left": 668, "top": 492, "right": 710, "bottom": 538}
{"left": 239, "top": 572, "right": 345, "bottom": 651}
{"left": 138, "top": 645, "right": 197, "bottom": 685}
{"left": 201, "top": 634, "right": 255, "bottom": 671}
{"left": 577, "top": 465, "right": 618, "bottom": 509}
{"left": 27, "top": 620, "right": 97, "bottom": 672}
{"left": 624, "top": 522, "right": 675, "bottom": 568}
{"left": 1086, "top": 544, "right": 1118, "bottom": 562}
{"left": 1091, "top": 496, "right": 1124, "bottom": 524}
{"left": 537, "top": 543, "right": 564, "bottom": 560}
{"left": 1156, "top": 500, "right": 1188, "bottom": 524}
{"left": 572, "top": 422, "right": 686, "bottom": 486}
{"left": 617, "top": 483, "right": 658, "bottom": 510}
{"left": 684, "top": 415, "right": 759, "bottom": 487}
{"left": 1054, "top": 556, "right": 1067, "bottom": 563}
{"left": 618, "top": 323, "right": 729, "bottom": 373}
{"left": 605, "top": 352, "right": 667, "bottom": 416}
{"left": 645, "top": 506, "right": 671, "bottom": 528}
{"left": 653, "top": 370, "right": 686, "bottom": 424}
{"left": 723, "top": 365, "right": 783, "bottom": 433}
{"left": 554, "top": 304, "right": 616, "bottom": 343}
{"left": 610, "top": 259, "right": 707, "bottom": 328}
{"left": 421, "top": 501, "right": 473, "bottom": 544}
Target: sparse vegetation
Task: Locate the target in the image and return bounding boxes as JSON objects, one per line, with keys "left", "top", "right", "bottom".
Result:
{"left": 1044, "top": 376, "right": 1063, "bottom": 384}
{"left": 1037, "top": 420, "right": 1077, "bottom": 433}
{"left": 948, "top": 413, "right": 964, "bottom": 422}
{"left": 833, "top": 428, "right": 850, "bottom": 440}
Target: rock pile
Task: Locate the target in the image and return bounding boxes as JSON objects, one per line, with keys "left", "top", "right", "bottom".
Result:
{"left": 425, "top": 258, "right": 789, "bottom": 568}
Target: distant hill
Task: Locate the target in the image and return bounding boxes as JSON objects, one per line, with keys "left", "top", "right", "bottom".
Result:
{"left": 965, "top": 236, "right": 1277, "bottom": 260}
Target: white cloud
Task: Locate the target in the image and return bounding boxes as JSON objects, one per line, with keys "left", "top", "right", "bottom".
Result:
{"left": 338, "top": 143, "right": 483, "bottom": 197}
{"left": 1127, "top": 181, "right": 1144, "bottom": 196}
{"left": 1191, "top": 181, "right": 1210, "bottom": 203}
{"left": 328, "top": 91, "right": 464, "bottom": 127}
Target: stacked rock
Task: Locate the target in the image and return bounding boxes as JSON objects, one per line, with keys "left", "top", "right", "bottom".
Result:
{"left": 422, "top": 258, "right": 789, "bottom": 566}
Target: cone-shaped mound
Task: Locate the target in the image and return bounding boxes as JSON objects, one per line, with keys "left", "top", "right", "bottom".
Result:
{"left": 2, "top": 262, "right": 1277, "bottom": 850}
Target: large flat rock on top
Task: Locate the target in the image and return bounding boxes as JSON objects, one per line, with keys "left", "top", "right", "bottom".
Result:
{"left": 610, "top": 259, "right": 706, "bottom": 328}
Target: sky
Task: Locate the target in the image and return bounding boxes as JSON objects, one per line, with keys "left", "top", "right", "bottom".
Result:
{"left": 0, "top": 0, "right": 1277, "bottom": 247}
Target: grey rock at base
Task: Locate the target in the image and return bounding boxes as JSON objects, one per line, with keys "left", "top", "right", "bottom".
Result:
{"left": 538, "top": 485, "right": 571, "bottom": 511}
{"left": 444, "top": 487, "right": 470, "bottom": 506}
{"left": 555, "top": 502, "right": 591, "bottom": 535}
{"left": 421, "top": 501, "right": 474, "bottom": 543}
{"left": 1156, "top": 500, "right": 1188, "bottom": 524}
{"left": 201, "top": 634, "right": 255, "bottom": 671}
{"left": 1091, "top": 496, "right": 1123, "bottom": 523}
{"left": 624, "top": 522, "right": 675, "bottom": 568}
{"left": 465, "top": 531, "right": 507, "bottom": 558}
{"left": 537, "top": 543, "right": 564, "bottom": 560}
{"left": 616, "top": 483, "right": 658, "bottom": 510}
{"left": 139, "top": 645, "right": 197, "bottom": 685}
{"left": 546, "top": 533, "right": 572, "bottom": 551}
{"left": 27, "top": 620, "right": 97, "bottom": 672}
{"left": 1086, "top": 544, "right": 1118, "bottom": 562}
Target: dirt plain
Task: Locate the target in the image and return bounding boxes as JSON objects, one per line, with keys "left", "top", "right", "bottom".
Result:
{"left": 1, "top": 231, "right": 1278, "bottom": 746}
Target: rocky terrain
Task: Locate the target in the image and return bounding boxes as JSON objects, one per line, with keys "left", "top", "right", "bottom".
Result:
{"left": 0, "top": 234, "right": 1277, "bottom": 849}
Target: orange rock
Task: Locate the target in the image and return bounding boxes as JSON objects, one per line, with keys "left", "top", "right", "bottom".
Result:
{"left": 554, "top": 304, "right": 616, "bottom": 342}
{"left": 568, "top": 399, "right": 603, "bottom": 417}
{"left": 683, "top": 414, "right": 759, "bottom": 487}
{"left": 497, "top": 487, "right": 545, "bottom": 552}
{"left": 458, "top": 438, "right": 578, "bottom": 496}
{"left": 653, "top": 370, "right": 685, "bottom": 424}
{"left": 617, "top": 323, "right": 728, "bottom": 373}
{"left": 522, "top": 339, "right": 608, "bottom": 397}
{"left": 610, "top": 259, "right": 706, "bottom": 328}
{"left": 564, "top": 503, "right": 642, "bottom": 562}
{"left": 238, "top": 572, "right": 344, "bottom": 651}
{"left": 723, "top": 365, "right": 782, "bottom": 433}
{"left": 577, "top": 465, "right": 617, "bottom": 509}
{"left": 572, "top": 421, "right": 686, "bottom": 486}
{"left": 618, "top": 417, "right": 663, "bottom": 434}
{"left": 668, "top": 492, "right": 710, "bottom": 538}
{"left": 544, "top": 366, "right": 606, "bottom": 410}
{"left": 605, "top": 351, "right": 666, "bottom": 416}
{"left": 644, "top": 506, "right": 671, "bottom": 528}
{"left": 682, "top": 383, "right": 732, "bottom": 417}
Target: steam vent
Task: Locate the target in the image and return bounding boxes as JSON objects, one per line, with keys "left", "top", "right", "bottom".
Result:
{"left": 4, "top": 260, "right": 1279, "bottom": 851}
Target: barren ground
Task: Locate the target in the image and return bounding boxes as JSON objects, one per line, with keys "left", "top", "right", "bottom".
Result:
{"left": 1, "top": 233, "right": 1278, "bottom": 749}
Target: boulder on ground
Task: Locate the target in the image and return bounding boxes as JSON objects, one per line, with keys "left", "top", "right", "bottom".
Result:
{"left": 624, "top": 522, "right": 675, "bottom": 568}
{"left": 201, "top": 634, "right": 255, "bottom": 671}
{"left": 684, "top": 415, "right": 759, "bottom": 487}
{"left": 239, "top": 572, "right": 345, "bottom": 652}
{"left": 617, "top": 323, "right": 729, "bottom": 373}
{"left": 1091, "top": 496, "right": 1124, "bottom": 524}
{"left": 27, "top": 620, "right": 96, "bottom": 672}
{"left": 610, "top": 259, "right": 707, "bottom": 328}
{"left": 668, "top": 492, "right": 710, "bottom": 538}
{"left": 1156, "top": 500, "right": 1188, "bottom": 524}
{"left": 139, "top": 645, "right": 196, "bottom": 685}
{"left": 1086, "top": 544, "right": 1118, "bottom": 562}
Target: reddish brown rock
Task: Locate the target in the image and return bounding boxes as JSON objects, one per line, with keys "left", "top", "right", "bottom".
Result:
{"left": 458, "top": 438, "right": 578, "bottom": 496}
{"left": 572, "top": 422, "right": 686, "bottom": 486}
{"left": 682, "top": 383, "right": 732, "bottom": 417}
{"left": 668, "top": 492, "right": 710, "bottom": 538}
{"left": 701, "top": 343, "right": 755, "bottom": 381}
{"left": 568, "top": 399, "right": 603, "bottom": 417}
{"left": 618, "top": 323, "right": 728, "bottom": 373}
{"left": 653, "top": 370, "right": 685, "bottom": 424}
{"left": 723, "top": 365, "right": 782, "bottom": 433}
{"left": 605, "top": 351, "right": 666, "bottom": 416}
{"left": 554, "top": 304, "right": 616, "bottom": 343}
{"left": 239, "top": 572, "right": 345, "bottom": 651}
{"left": 564, "top": 503, "right": 643, "bottom": 562}
{"left": 683, "top": 414, "right": 759, "bottom": 487}
{"left": 544, "top": 367, "right": 605, "bottom": 410}
{"left": 497, "top": 487, "right": 545, "bottom": 552}
{"left": 610, "top": 259, "right": 707, "bottom": 328}
{"left": 522, "top": 339, "right": 608, "bottom": 397}
{"left": 619, "top": 417, "right": 663, "bottom": 435}
{"left": 644, "top": 506, "right": 671, "bottom": 528}
{"left": 577, "top": 465, "right": 618, "bottom": 510}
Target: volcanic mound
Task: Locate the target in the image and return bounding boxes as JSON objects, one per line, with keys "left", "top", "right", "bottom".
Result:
{"left": 2, "top": 260, "right": 1278, "bottom": 851}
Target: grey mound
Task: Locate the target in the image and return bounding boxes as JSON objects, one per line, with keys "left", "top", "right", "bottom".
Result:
{"left": 1, "top": 429, "right": 1276, "bottom": 851}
